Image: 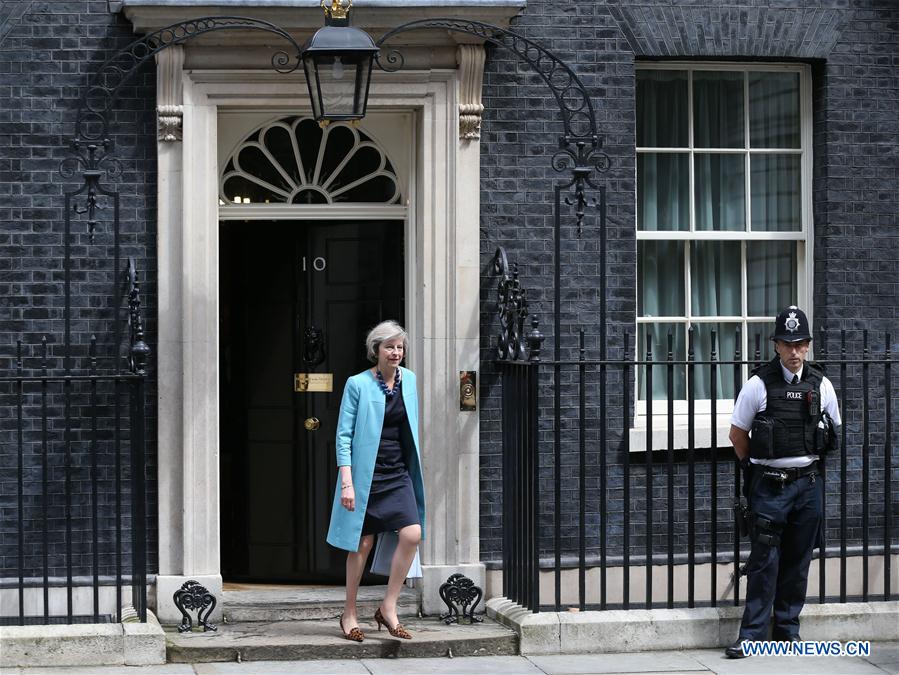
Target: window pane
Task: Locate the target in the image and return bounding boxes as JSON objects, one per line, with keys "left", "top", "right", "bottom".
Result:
{"left": 745, "top": 321, "right": 777, "bottom": 363}
{"left": 638, "top": 323, "right": 686, "bottom": 401}
{"left": 638, "top": 153, "right": 689, "bottom": 231}
{"left": 691, "top": 323, "right": 737, "bottom": 400}
{"left": 637, "top": 70, "right": 688, "bottom": 147}
{"left": 639, "top": 241, "right": 684, "bottom": 317}
{"left": 750, "top": 154, "right": 801, "bottom": 231}
{"left": 746, "top": 241, "right": 797, "bottom": 316}
{"left": 695, "top": 154, "right": 745, "bottom": 231}
{"left": 693, "top": 71, "right": 744, "bottom": 148}
{"left": 690, "top": 241, "right": 741, "bottom": 316}
{"left": 749, "top": 72, "right": 800, "bottom": 148}
{"left": 223, "top": 174, "right": 285, "bottom": 204}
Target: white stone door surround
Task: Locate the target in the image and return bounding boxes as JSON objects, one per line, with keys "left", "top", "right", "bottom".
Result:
{"left": 154, "top": 66, "right": 483, "bottom": 622}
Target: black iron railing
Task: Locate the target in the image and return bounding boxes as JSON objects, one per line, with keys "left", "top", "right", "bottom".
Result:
{"left": 501, "top": 360, "right": 539, "bottom": 610}
{"left": 497, "top": 328, "right": 896, "bottom": 613}
{"left": 0, "top": 337, "right": 148, "bottom": 626}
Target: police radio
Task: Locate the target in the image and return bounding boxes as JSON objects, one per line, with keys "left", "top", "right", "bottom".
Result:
{"left": 806, "top": 389, "right": 820, "bottom": 417}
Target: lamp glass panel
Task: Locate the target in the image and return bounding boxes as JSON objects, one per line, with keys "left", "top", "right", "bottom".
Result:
{"left": 320, "top": 55, "right": 356, "bottom": 117}
{"left": 303, "top": 57, "right": 323, "bottom": 120}
{"left": 353, "top": 60, "right": 372, "bottom": 117}
{"left": 306, "top": 54, "right": 373, "bottom": 118}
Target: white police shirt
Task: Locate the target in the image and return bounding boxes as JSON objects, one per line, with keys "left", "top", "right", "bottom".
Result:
{"left": 731, "top": 362, "right": 842, "bottom": 468}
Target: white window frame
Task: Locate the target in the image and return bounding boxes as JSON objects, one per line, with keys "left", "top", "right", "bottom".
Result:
{"left": 632, "top": 61, "right": 814, "bottom": 450}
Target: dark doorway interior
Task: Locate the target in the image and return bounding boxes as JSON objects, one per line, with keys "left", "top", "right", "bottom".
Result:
{"left": 220, "top": 219, "right": 405, "bottom": 583}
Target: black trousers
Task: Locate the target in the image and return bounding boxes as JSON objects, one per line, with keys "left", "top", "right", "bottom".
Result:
{"left": 738, "top": 470, "right": 823, "bottom": 641}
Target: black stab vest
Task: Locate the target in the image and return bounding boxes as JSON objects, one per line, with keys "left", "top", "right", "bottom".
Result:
{"left": 753, "top": 357, "right": 824, "bottom": 458}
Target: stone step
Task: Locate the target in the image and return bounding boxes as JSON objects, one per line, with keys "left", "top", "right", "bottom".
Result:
{"left": 222, "top": 585, "right": 419, "bottom": 623}
{"left": 166, "top": 616, "right": 518, "bottom": 662}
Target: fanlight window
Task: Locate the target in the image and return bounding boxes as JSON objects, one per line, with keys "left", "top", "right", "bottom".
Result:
{"left": 221, "top": 117, "right": 401, "bottom": 205}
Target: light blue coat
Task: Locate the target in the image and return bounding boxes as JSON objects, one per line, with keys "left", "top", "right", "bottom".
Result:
{"left": 326, "top": 367, "right": 427, "bottom": 552}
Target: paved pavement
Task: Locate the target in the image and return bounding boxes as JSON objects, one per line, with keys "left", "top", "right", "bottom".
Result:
{"left": 2, "top": 643, "right": 897, "bottom": 675}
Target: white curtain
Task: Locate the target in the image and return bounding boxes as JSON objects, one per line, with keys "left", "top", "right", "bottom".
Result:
{"left": 637, "top": 70, "right": 689, "bottom": 233}
{"left": 747, "top": 241, "right": 797, "bottom": 315}
{"left": 638, "top": 69, "right": 801, "bottom": 401}
{"left": 639, "top": 241, "right": 684, "bottom": 318}
{"left": 749, "top": 72, "right": 800, "bottom": 149}
{"left": 638, "top": 322, "right": 686, "bottom": 401}
{"left": 691, "top": 241, "right": 741, "bottom": 316}
{"left": 692, "top": 324, "right": 737, "bottom": 400}
{"left": 638, "top": 154, "right": 688, "bottom": 231}
{"left": 693, "top": 72, "right": 745, "bottom": 231}
{"left": 751, "top": 154, "right": 801, "bottom": 231}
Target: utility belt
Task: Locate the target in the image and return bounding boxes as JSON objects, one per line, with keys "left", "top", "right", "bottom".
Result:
{"left": 757, "top": 461, "right": 819, "bottom": 487}
{"left": 733, "top": 461, "right": 819, "bottom": 547}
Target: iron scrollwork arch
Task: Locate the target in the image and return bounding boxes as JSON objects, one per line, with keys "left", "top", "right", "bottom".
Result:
{"left": 63, "top": 17, "right": 304, "bottom": 209}
{"left": 376, "top": 19, "right": 610, "bottom": 231}
{"left": 75, "top": 17, "right": 302, "bottom": 145}
{"left": 376, "top": 19, "right": 596, "bottom": 141}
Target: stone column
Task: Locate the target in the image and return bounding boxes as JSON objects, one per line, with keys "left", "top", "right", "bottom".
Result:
{"left": 417, "top": 49, "right": 487, "bottom": 614}
{"left": 154, "top": 68, "right": 223, "bottom": 625}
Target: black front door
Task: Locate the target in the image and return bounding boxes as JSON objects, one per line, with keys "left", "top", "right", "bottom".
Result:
{"left": 220, "top": 219, "right": 404, "bottom": 582}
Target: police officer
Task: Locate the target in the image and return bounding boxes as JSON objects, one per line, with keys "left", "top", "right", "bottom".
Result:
{"left": 725, "top": 306, "right": 841, "bottom": 658}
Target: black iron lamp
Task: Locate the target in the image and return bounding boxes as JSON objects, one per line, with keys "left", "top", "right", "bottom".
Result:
{"left": 302, "top": 0, "right": 379, "bottom": 125}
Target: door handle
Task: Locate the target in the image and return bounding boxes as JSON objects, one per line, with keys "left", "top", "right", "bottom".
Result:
{"left": 304, "top": 417, "right": 321, "bottom": 431}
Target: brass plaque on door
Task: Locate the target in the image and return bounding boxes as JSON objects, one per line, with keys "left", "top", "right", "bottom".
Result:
{"left": 294, "top": 373, "right": 333, "bottom": 392}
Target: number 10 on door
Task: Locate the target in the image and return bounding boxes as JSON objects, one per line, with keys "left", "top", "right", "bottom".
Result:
{"left": 301, "top": 256, "right": 327, "bottom": 272}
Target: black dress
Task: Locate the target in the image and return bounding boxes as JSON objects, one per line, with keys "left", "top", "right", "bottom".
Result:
{"left": 361, "top": 381, "right": 420, "bottom": 536}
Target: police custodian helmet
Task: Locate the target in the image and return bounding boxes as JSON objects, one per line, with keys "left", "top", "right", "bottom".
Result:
{"left": 771, "top": 305, "right": 813, "bottom": 342}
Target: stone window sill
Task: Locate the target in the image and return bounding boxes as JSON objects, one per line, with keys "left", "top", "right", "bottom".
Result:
{"left": 628, "top": 417, "right": 733, "bottom": 452}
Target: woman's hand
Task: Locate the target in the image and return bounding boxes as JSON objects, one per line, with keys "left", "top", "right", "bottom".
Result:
{"left": 341, "top": 483, "right": 355, "bottom": 511}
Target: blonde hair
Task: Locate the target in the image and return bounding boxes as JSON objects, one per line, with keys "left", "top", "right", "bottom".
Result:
{"left": 365, "top": 320, "right": 408, "bottom": 363}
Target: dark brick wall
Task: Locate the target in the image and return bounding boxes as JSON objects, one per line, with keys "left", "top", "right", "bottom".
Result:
{"left": 479, "top": 0, "right": 899, "bottom": 564}
{"left": 0, "top": 0, "right": 894, "bottom": 585}
{"left": 0, "top": 0, "right": 158, "bottom": 579}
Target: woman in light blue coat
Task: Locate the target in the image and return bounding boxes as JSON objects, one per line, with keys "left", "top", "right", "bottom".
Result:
{"left": 327, "top": 320, "right": 426, "bottom": 642}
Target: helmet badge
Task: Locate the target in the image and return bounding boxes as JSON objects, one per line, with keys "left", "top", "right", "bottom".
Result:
{"left": 785, "top": 311, "right": 800, "bottom": 334}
